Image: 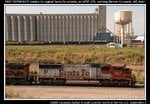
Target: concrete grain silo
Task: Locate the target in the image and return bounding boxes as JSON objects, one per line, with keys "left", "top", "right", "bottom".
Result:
{"left": 5, "top": 6, "right": 106, "bottom": 44}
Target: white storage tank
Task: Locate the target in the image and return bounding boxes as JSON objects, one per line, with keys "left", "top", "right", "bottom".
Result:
{"left": 115, "top": 10, "right": 132, "bottom": 25}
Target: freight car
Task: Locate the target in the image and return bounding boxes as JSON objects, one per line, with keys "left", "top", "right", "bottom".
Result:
{"left": 5, "top": 62, "right": 136, "bottom": 86}
{"left": 5, "top": 33, "right": 114, "bottom": 45}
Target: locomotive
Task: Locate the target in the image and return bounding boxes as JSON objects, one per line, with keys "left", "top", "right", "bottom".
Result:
{"left": 6, "top": 63, "right": 31, "bottom": 84}
{"left": 6, "top": 62, "right": 136, "bottom": 86}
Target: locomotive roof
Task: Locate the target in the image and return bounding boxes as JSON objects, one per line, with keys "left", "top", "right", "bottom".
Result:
{"left": 39, "top": 63, "right": 109, "bottom": 67}
{"left": 6, "top": 63, "right": 29, "bottom": 67}
{"left": 39, "top": 63, "right": 62, "bottom": 65}
{"left": 111, "top": 63, "right": 126, "bottom": 67}
{"left": 90, "top": 63, "right": 110, "bottom": 67}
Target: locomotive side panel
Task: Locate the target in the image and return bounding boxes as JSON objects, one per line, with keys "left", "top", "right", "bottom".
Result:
{"left": 60, "top": 64, "right": 92, "bottom": 80}
{"left": 38, "top": 64, "right": 65, "bottom": 84}
{"left": 39, "top": 68, "right": 60, "bottom": 78}
{"left": 89, "top": 67, "right": 97, "bottom": 79}
{"left": 38, "top": 64, "right": 62, "bottom": 78}
{"left": 6, "top": 63, "right": 29, "bottom": 77}
{"left": 38, "top": 64, "right": 102, "bottom": 80}
{"left": 99, "top": 68, "right": 112, "bottom": 79}
{"left": 92, "top": 64, "right": 112, "bottom": 80}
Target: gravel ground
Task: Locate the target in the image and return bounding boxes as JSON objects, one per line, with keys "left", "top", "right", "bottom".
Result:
{"left": 5, "top": 83, "right": 145, "bottom": 99}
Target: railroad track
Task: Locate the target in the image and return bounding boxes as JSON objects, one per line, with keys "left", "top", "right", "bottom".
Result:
{"left": 6, "top": 83, "right": 144, "bottom": 88}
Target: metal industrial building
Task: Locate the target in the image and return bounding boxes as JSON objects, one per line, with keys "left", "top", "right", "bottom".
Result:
{"left": 5, "top": 6, "right": 106, "bottom": 43}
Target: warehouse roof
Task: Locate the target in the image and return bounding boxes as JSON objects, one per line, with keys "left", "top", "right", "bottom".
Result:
{"left": 5, "top": 13, "right": 98, "bottom": 16}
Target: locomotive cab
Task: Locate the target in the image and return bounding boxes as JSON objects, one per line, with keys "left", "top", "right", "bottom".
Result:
{"left": 110, "top": 63, "right": 136, "bottom": 86}
{"left": 111, "top": 63, "right": 129, "bottom": 79}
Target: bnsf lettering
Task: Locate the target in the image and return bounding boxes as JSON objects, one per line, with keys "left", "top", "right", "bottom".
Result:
{"left": 59, "top": 69, "right": 89, "bottom": 77}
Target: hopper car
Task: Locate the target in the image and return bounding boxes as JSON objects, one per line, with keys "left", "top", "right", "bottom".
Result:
{"left": 6, "top": 33, "right": 114, "bottom": 45}
{"left": 5, "top": 62, "right": 136, "bottom": 86}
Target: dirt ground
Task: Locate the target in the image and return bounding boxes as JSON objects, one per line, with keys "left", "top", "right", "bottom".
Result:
{"left": 5, "top": 82, "right": 145, "bottom": 99}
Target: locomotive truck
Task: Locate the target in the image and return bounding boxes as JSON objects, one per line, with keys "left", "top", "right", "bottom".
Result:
{"left": 6, "top": 62, "right": 136, "bottom": 86}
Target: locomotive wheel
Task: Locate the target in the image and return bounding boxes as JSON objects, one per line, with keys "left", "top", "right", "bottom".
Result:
{"left": 38, "top": 78, "right": 53, "bottom": 85}
{"left": 11, "top": 81, "right": 17, "bottom": 85}
{"left": 114, "top": 81, "right": 119, "bottom": 87}
{"left": 125, "top": 83, "right": 130, "bottom": 87}
{"left": 58, "top": 81, "right": 65, "bottom": 85}
{"left": 124, "top": 81, "right": 130, "bottom": 87}
{"left": 6, "top": 78, "right": 16, "bottom": 85}
{"left": 101, "top": 82, "right": 106, "bottom": 86}
{"left": 129, "top": 82, "right": 135, "bottom": 87}
{"left": 119, "top": 83, "right": 124, "bottom": 87}
{"left": 47, "top": 79, "right": 53, "bottom": 85}
{"left": 61, "top": 80, "right": 66, "bottom": 85}
{"left": 101, "top": 81, "right": 108, "bottom": 86}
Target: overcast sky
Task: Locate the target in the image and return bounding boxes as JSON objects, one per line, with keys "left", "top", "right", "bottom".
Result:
{"left": 5, "top": 5, "right": 145, "bottom": 36}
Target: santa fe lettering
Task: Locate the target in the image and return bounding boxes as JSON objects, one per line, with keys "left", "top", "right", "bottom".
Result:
{"left": 59, "top": 69, "right": 89, "bottom": 77}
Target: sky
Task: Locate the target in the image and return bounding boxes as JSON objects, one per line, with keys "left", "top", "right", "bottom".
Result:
{"left": 5, "top": 5, "right": 145, "bottom": 36}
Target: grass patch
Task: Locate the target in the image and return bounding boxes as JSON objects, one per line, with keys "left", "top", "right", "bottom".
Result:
{"left": 6, "top": 45, "right": 144, "bottom": 65}
{"left": 127, "top": 65, "right": 145, "bottom": 84}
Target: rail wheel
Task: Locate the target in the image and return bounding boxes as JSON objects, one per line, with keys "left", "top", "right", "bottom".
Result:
{"left": 120, "top": 83, "right": 125, "bottom": 87}
{"left": 124, "top": 83, "right": 128, "bottom": 87}
{"left": 113, "top": 81, "right": 119, "bottom": 87}
{"left": 59, "top": 79, "right": 66, "bottom": 85}
{"left": 129, "top": 82, "right": 135, "bottom": 87}
{"left": 101, "top": 81, "right": 108, "bottom": 87}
